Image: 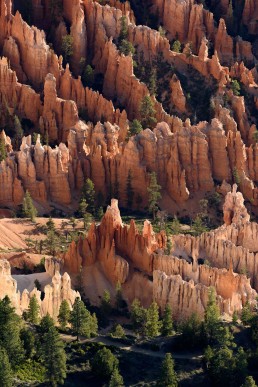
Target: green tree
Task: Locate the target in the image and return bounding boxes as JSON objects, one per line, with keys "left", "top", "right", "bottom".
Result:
{"left": 101, "top": 290, "right": 112, "bottom": 318}
{"left": 139, "top": 95, "right": 157, "bottom": 129}
{"left": 109, "top": 367, "right": 124, "bottom": 387}
{"left": 119, "top": 16, "right": 128, "bottom": 43}
{"left": 28, "top": 295, "right": 40, "bottom": 325}
{"left": 119, "top": 40, "right": 135, "bottom": 56}
{"left": 41, "top": 326, "right": 67, "bottom": 386}
{"left": 158, "top": 353, "right": 178, "bottom": 387}
{"left": 82, "top": 64, "right": 95, "bottom": 88}
{"left": 0, "top": 137, "right": 7, "bottom": 162}
{"left": 144, "top": 301, "right": 161, "bottom": 338}
{"left": 111, "top": 324, "right": 125, "bottom": 339}
{"left": 38, "top": 313, "right": 55, "bottom": 339}
{"left": 92, "top": 347, "right": 119, "bottom": 380}
{"left": 128, "top": 119, "right": 143, "bottom": 138}
{"left": 22, "top": 190, "right": 37, "bottom": 221}
{"left": 70, "top": 298, "right": 92, "bottom": 340}
{"left": 192, "top": 215, "right": 207, "bottom": 236}
{"left": 81, "top": 178, "right": 95, "bottom": 214}
{"left": 231, "top": 79, "right": 241, "bottom": 96}
{"left": 161, "top": 304, "right": 173, "bottom": 336}
{"left": 171, "top": 40, "right": 181, "bottom": 53}
{"left": 204, "top": 288, "right": 220, "bottom": 344}
{"left": 131, "top": 299, "right": 146, "bottom": 334}
{"left": 90, "top": 313, "right": 98, "bottom": 337}
{"left": 241, "top": 302, "right": 253, "bottom": 326}
{"left": 178, "top": 312, "right": 203, "bottom": 349}
{"left": 0, "top": 347, "right": 12, "bottom": 387}
{"left": 58, "top": 300, "right": 71, "bottom": 330}
{"left": 20, "top": 328, "right": 35, "bottom": 358}
{"left": 45, "top": 229, "right": 60, "bottom": 256}
{"left": 147, "top": 172, "right": 161, "bottom": 219}
{"left": 46, "top": 217, "right": 55, "bottom": 232}
{"left": 126, "top": 170, "right": 134, "bottom": 209}
{"left": 241, "top": 376, "right": 258, "bottom": 387}
{"left": 61, "top": 34, "right": 73, "bottom": 65}
{"left": 13, "top": 115, "right": 24, "bottom": 150}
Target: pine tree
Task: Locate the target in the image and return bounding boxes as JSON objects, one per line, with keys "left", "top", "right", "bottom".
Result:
{"left": 28, "top": 295, "right": 40, "bottom": 325}
{"left": 128, "top": 119, "right": 143, "bottom": 138}
{"left": 90, "top": 313, "right": 98, "bottom": 337}
{"left": 0, "top": 136, "right": 7, "bottom": 162}
{"left": 109, "top": 367, "right": 124, "bottom": 387}
{"left": 58, "top": 300, "right": 71, "bottom": 330}
{"left": 101, "top": 290, "right": 112, "bottom": 318}
{"left": 139, "top": 95, "right": 157, "bottom": 129}
{"left": 241, "top": 376, "right": 257, "bottom": 387}
{"left": 46, "top": 217, "right": 55, "bottom": 232}
{"left": 82, "top": 64, "right": 95, "bottom": 88}
{"left": 41, "top": 326, "right": 67, "bottom": 386}
{"left": 20, "top": 328, "right": 35, "bottom": 358}
{"left": 61, "top": 34, "right": 73, "bottom": 65}
{"left": 119, "top": 16, "right": 128, "bottom": 43}
{"left": 92, "top": 347, "right": 119, "bottom": 380}
{"left": 161, "top": 304, "right": 173, "bottom": 336}
{"left": 81, "top": 178, "right": 95, "bottom": 214}
{"left": 70, "top": 298, "right": 92, "bottom": 340}
{"left": 22, "top": 190, "right": 37, "bottom": 221}
{"left": 0, "top": 297, "right": 24, "bottom": 367}
{"left": 131, "top": 299, "right": 146, "bottom": 334}
{"left": 0, "top": 347, "right": 12, "bottom": 387}
{"left": 147, "top": 172, "right": 161, "bottom": 219}
{"left": 171, "top": 40, "right": 181, "bottom": 53}
{"left": 241, "top": 302, "right": 253, "bottom": 326}
{"left": 115, "top": 282, "right": 123, "bottom": 310}
{"left": 126, "top": 170, "right": 134, "bottom": 209}
{"left": 204, "top": 288, "right": 221, "bottom": 344}
{"left": 158, "top": 353, "right": 178, "bottom": 387}
{"left": 45, "top": 229, "right": 60, "bottom": 256}
{"left": 38, "top": 313, "right": 55, "bottom": 339}
{"left": 144, "top": 301, "right": 161, "bottom": 338}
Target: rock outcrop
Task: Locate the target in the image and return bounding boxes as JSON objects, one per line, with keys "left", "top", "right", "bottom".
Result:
{"left": 0, "top": 259, "right": 79, "bottom": 319}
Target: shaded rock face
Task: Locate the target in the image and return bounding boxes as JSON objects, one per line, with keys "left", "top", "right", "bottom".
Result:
{"left": 0, "top": 259, "right": 79, "bottom": 320}
{"left": 62, "top": 198, "right": 257, "bottom": 320}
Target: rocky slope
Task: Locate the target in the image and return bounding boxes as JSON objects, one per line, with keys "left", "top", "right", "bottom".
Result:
{"left": 0, "top": 0, "right": 258, "bottom": 216}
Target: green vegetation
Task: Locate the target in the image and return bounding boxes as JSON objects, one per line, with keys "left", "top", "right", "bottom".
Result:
{"left": 139, "top": 95, "right": 157, "bottom": 129}
{"left": 27, "top": 295, "right": 40, "bottom": 325}
{"left": 22, "top": 190, "right": 37, "bottom": 221}
{"left": 147, "top": 171, "right": 161, "bottom": 219}
{"left": 58, "top": 300, "right": 71, "bottom": 330}
{"left": 61, "top": 34, "right": 73, "bottom": 65}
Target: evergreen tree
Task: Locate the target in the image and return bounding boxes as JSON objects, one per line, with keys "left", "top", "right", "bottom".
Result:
{"left": 171, "top": 40, "right": 181, "bottom": 53}
{"left": 119, "top": 16, "right": 128, "bottom": 43}
{"left": 231, "top": 79, "right": 241, "bottom": 96}
{"left": 148, "top": 67, "right": 157, "bottom": 96}
{"left": 45, "top": 229, "right": 60, "bottom": 256}
{"left": 139, "top": 95, "right": 157, "bottom": 129}
{"left": 241, "top": 376, "right": 258, "bottom": 387}
{"left": 41, "top": 326, "right": 67, "bottom": 386}
{"left": 115, "top": 281, "right": 123, "bottom": 310}
{"left": 38, "top": 313, "right": 55, "bottom": 339}
{"left": 111, "top": 324, "right": 125, "bottom": 339}
{"left": 0, "top": 136, "right": 7, "bottom": 162}
{"left": 131, "top": 299, "right": 146, "bottom": 334}
{"left": 70, "top": 298, "right": 92, "bottom": 340}
{"left": 81, "top": 178, "right": 95, "bottom": 214}
{"left": 147, "top": 172, "right": 161, "bottom": 219}
{"left": 92, "top": 347, "right": 119, "bottom": 380}
{"left": 46, "top": 217, "right": 55, "bottom": 232}
{"left": 119, "top": 40, "right": 135, "bottom": 56}
{"left": 20, "top": 328, "right": 35, "bottom": 358}
{"left": 22, "top": 190, "right": 37, "bottom": 221}
{"left": 28, "top": 295, "right": 40, "bottom": 325}
{"left": 109, "top": 367, "right": 124, "bottom": 387}
{"left": 144, "top": 301, "right": 161, "bottom": 338}
{"left": 161, "top": 304, "right": 173, "bottom": 336}
{"left": 126, "top": 170, "right": 134, "bottom": 209}
{"left": 128, "top": 119, "right": 143, "bottom": 138}
{"left": 0, "top": 296, "right": 24, "bottom": 367}
{"left": 13, "top": 115, "right": 24, "bottom": 150}
{"left": 58, "top": 300, "right": 71, "bottom": 330}
{"left": 178, "top": 312, "right": 203, "bottom": 349}
{"left": 241, "top": 302, "right": 253, "bottom": 326}
{"left": 90, "top": 313, "right": 98, "bottom": 337}
{"left": 204, "top": 287, "right": 221, "bottom": 344}
{"left": 101, "top": 290, "right": 112, "bottom": 318}
{"left": 82, "top": 64, "right": 95, "bottom": 88}
{"left": 158, "top": 353, "right": 178, "bottom": 387}
{"left": 0, "top": 347, "right": 12, "bottom": 387}
{"left": 61, "top": 34, "right": 73, "bottom": 65}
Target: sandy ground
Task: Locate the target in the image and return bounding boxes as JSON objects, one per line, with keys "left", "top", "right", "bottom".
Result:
{"left": 13, "top": 272, "right": 52, "bottom": 293}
